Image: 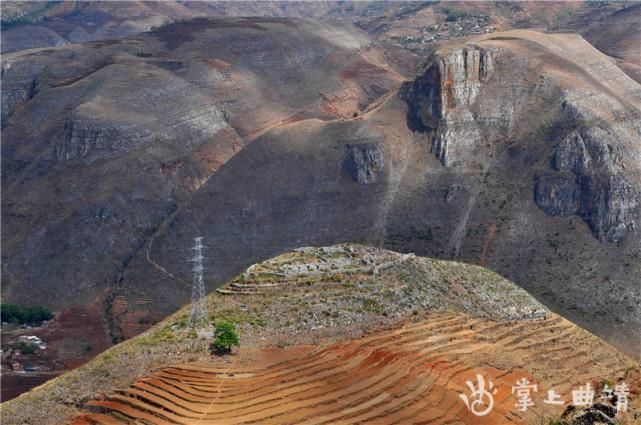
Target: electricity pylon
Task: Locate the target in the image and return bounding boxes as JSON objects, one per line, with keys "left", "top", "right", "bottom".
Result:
{"left": 188, "top": 237, "right": 208, "bottom": 327}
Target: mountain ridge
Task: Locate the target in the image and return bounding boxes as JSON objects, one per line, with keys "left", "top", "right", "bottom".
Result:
{"left": 2, "top": 18, "right": 640, "bottom": 384}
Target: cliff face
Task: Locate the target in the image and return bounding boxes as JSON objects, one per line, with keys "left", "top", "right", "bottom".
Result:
{"left": 536, "top": 126, "right": 638, "bottom": 242}
{"left": 402, "top": 46, "right": 500, "bottom": 167}
{"left": 402, "top": 34, "right": 641, "bottom": 243}
{"left": 390, "top": 32, "right": 641, "bottom": 355}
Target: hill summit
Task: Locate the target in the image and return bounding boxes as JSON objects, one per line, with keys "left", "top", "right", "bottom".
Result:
{"left": 2, "top": 245, "right": 638, "bottom": 424}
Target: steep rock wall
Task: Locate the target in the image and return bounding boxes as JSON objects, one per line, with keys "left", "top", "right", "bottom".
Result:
{"left": 402, "top": 40, "right": 640, "bottom": 243}
{"left": 401, "top": 46, "right": 499, "bottom": 167}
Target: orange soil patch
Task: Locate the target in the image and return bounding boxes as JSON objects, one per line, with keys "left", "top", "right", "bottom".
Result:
{"left": 203, "top": 58, "right": 233, "bottom": 71}
{"left": 107, "top": 296, "right": 166, "bottom": 341}
{"left": 340, "top": 59, "right": 391, "bottom": 80}
{"left": 28, "top": 305, "right": 112, "bottom": 369}
{"left": 479, "top": 222, "right": 497, "bottom": 267}
{"left": 72, "top": 312, "right": 636, "bottom": 424}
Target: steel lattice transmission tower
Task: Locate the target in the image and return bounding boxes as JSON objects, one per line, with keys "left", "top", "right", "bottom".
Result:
{"left": 188, "top": 237, "right": 208, "bottom": 327}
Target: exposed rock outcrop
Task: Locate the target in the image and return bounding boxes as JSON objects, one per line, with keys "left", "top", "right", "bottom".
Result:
{"left": 536, "top": 125, "right": 638, "bottom": 243}
{"left": 343, "top": 143, "right": 384, "bottom": 184}
{"left": 401, "top": 45, "right": 497, "bottom": 167}
{"left": 534, "top": 173, "right": 579, "bottom": 216}
{"left": 1, "top": 61, "right": 40, "bottom": 127}
{"left": 55, "top": 118, "right": 141, "bottom": 162}
{"left": 403, "top": 34, "right": 640, "bottom": 243}
{"left": 554, "top": 131, "right": 592, "bottom": 174}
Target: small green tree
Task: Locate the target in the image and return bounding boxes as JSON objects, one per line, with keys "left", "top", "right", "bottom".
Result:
{"left": 211, "top": 321, "right": 239, "bottom": 355}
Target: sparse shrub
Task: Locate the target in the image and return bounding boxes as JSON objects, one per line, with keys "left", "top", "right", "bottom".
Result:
{"left": 600, "top": 378, "right": 614, "bottom": 388}
{"left": 362, "top": 298, "right": 383, "bottom": 314}
{"left": 210, "top": 321, "right": 239, "bottom": 355}
{"left": 443, "top": 7, "right": 467, "bottom": 21}
{"left": 18, "top": 342, "right": 37, "bottom": 354}
{"left": 353, "top": 111, "right": 359, "bottom": 117}
{"left": 174, "top": 317, "right": 188, "bottom": 328}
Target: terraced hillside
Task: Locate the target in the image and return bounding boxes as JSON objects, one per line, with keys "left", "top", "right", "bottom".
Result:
{"left": 3, "top": 246, "right": 638, "bottom": 425}
{"left": 73, "top": 311, "right": 638, "bottom": 425}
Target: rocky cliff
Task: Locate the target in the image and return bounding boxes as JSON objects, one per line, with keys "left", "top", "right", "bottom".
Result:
{"left": 2, "top": 25, "right": 641, "bottom": 361}
{"left": 401, "top": 45, "right": 499, "bottom": 167}
{"left": 536, "top": 126, "right": 639, "bottom": 242}
{"left": 394, "top": 32, "right": 641, "bottom": 355}
{"left": 343, "top": 143, "right": 384, "bottom": 184}
{"left": 402, "top": 32, "right": 641, "bottom": 243}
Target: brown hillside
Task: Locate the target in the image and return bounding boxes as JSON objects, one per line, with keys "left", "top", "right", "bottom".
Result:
{"left": 73, "top": 312, "right": 639, "bottom": 424}
{"left": 2, "top": 246, "right": 638, "bottom": 425}
{"left": 3, "top": 13, "right": 641, "bottom": 402}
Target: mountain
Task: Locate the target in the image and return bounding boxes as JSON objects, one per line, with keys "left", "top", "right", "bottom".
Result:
{"left": 1, "top": 15, "right": 404, "bottom": 348}
{"left": 0, "top": 1, "right": 345, "bottom": 53}
{"left": 109, "top": 28, "right": 641, "bottom": 357}
{"left": 2, "top": 15, "right": 640, "bottom": 367}
{"left": 4, "top": 1, "right": 640, "bottom": 88}
{"left": 578, "top": 3, "right": 641, "bottom": 84}
{"left": 2, "top": 245, "right": 638, "bottom": 425}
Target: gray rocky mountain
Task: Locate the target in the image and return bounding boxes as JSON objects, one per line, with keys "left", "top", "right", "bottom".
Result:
{"left": 2, "top": 19, "right": 640, "bottom": 363}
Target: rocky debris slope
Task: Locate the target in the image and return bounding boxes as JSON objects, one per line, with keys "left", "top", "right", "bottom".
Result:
{"left": 215, "top": 244, "right": 547, "bottom": 323}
